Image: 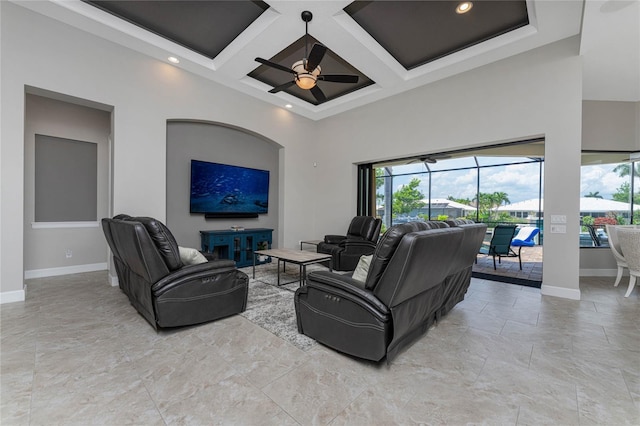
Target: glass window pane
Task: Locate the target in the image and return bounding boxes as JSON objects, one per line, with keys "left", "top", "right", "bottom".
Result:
{"left": 430, "top": 168, "right": 477, "bottom": 220}
{"left": 580, "top": 156, "right": 638, "bottom": 246}
{"left": 390, "top": 173, "right": 427, "bottom": 225}
{"left": 375, "top": 167, "right": 392, "bottom": 231}
{"left": 633, "top": 161, "right": 640, "bottom": 224}
{"left": 478, "top": 161, "right": 543, "bottom": 228}
{"left": 387, "top": 162, "right": 428, "bottom": 175}
{"left": 373, "top": 152, "right": 544, "bottom": 237}
{"left": 476, "top": 156, "right": 541, "bottom": 167}
{"left": 427, "top": 156, "right": 476, "bottom": 171}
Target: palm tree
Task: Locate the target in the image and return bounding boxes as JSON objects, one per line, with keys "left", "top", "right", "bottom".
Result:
{"left": 472, "top": 192, "right": 493, "bottom": 217}
{"left": 492, "top": 191, "right": 510, "bottom": 206}
{"left": 490, "top": 191, "right": 510, "bottom": 218}
{"left": 473, "top": 191, "right": 511, "bottom": 220}
{"left": 585, "top": 191, "right": 603, "bottom": 198}
{"left": 613, "top": 163, "right": 640, "bottom": 178}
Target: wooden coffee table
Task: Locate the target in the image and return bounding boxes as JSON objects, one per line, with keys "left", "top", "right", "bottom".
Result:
{"left": 252, "top": 248, "right": 332, "bottom": 286}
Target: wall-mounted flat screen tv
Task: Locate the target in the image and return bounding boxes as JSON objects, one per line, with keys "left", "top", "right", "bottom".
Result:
{"left": 190, "top": 160, "right": 269, "bottom": 216}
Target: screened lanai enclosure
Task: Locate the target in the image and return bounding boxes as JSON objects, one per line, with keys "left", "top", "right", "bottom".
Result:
{"left": 358, "top": 142, "right": 639, "bottom": 287}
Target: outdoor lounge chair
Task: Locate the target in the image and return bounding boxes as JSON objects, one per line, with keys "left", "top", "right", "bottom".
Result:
{"left": 478, "top": 224, "right": 520, "bottom": 270}
{"left": 511, "top": 226, "right": 540, "bottom": 247}
{"left": 510, "top": 226, "right": 540, "bottom": 269}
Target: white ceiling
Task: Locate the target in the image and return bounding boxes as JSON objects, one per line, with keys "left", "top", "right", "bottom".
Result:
{"left": 13, "top": 0, "right": 639, "bottom": 120}
{"left": 580, "top": 0, "right": 640, "bottom": 102}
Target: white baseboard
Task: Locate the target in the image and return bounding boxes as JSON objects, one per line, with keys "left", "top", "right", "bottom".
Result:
{"left": 108, "top": 273, "right": 119, "bottom": 287}
{"left": 541, "top": 284, "right": 581, "bottom": 300}
{"left": 24, "top": 262, "right": 107, "bottom": 279}
{"left": 0, "top": 289, "right": 26, "bottom": 304}
{"left": 579, "top": 268, "right": 625, "bottom": 277}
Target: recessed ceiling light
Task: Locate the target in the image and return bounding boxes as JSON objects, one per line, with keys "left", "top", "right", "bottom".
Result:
{"left": 168, "top": 56, "right": 180, "bottom": 64}
{"left": 456, "top": 1, "right": 473, "bottom": 14}
{"left": 285, "top": 104, "right": 293, "bottom": 109}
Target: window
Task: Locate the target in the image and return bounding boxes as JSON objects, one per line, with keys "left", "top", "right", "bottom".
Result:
{"left": 478, "top": 159, "right": 543, "bottom": 227}
{"left": 580, "top": 151, "right": 639, "bottom": 247}
{"left": 371, "top": 148, "right": 544, "bottom": 233}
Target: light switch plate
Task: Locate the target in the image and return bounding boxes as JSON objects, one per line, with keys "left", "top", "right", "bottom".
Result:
{"left": 551, "top": 215, "right": 567, "bottom": 223}
{"left": 550, "top": 225, "right": 566, "bottom": 233}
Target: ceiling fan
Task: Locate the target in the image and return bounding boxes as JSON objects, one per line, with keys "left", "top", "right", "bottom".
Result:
{"left": 254, "top": 11, "right": 359, "bottom": 104}
{"left": 407, "top": 154, "right": 452, "bottom": 164}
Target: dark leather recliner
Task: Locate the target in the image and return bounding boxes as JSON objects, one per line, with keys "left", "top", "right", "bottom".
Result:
{"left": 316, "top": 216, "right": 382, "bottom": 271}
{"left": 101, "top": 215, "right": 248, "bottom": 329}
{"left": 295, "top": 220, "right": 487, "bottom": 362}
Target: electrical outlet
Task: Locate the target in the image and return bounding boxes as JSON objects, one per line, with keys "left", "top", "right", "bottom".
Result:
{"left": 65, "top": 249, "right": 73, "bottom": 258}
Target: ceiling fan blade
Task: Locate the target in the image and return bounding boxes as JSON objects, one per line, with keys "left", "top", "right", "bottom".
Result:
{"left": 305, "top": 44, "right": 327, "bottom": 71}
{"left": 318, "top": 74, "right": 359, "bottom": 84}
{"left": 268, "top": 81, "right": 296, "bottom": 94}
{"left": 310, "top": 85, "right": 327, "bottom": 103}
{"left": 255, "top": 57, "right": 296, "bottom": 75}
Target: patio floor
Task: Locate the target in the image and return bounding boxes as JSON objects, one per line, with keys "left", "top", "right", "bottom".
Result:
{"left": 473, "top": 245, "right": 543, "bottom": 286}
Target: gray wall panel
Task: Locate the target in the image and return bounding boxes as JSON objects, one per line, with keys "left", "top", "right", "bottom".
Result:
{"left": 35, "top": 135, "right": 97, "bottom": 222}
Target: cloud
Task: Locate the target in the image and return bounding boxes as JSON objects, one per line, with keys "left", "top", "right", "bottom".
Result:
{"left": 386, "top": 163, "right": 544, "bottom": 203}
{"left": 580, "top": 165, "right": 626, "bottom": 198}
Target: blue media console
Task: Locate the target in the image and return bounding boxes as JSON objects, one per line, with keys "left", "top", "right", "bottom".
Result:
{"left": 200, "top": 228, "right": 273, "bottom": 268}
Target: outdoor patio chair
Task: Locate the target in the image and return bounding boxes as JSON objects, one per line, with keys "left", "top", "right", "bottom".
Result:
{"left": 585, "top": 224, "right": 604, "bottom": 247}
{"left": 478, "top": 224, "right": 520, "bottom": 270}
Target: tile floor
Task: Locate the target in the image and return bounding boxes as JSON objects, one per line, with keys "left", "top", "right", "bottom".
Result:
{"left": 1, "top": 272, "right": 639, "bottom": 425}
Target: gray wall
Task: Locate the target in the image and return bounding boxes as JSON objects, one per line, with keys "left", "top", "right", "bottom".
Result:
{"left": 166, "top": 121, "right": 280, "bottom": 249}
{"left": 582, "top": 101, "right": 640, "bottom": 151}
{"left": 24, "top": 94, "right": 111, "bottom": 272}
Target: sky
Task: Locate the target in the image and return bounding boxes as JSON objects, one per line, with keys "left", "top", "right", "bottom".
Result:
{"left": 380, "top": 160, "right": 632, "bottom": 206}
{"left": 580, "top": 164, "right": 629, "bottom": 199}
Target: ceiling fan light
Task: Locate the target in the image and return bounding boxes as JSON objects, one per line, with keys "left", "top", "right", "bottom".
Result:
{"left": 456, "top": 1, "right": 473, "bottom": 14}
{"left": 295, "top": 73, "right": 317, "bottom": 90}
{"left": 292, "top": 60, "right": 321, "bottom": 90}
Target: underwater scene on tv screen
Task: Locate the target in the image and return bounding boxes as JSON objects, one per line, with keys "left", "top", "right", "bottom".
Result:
{"left": 190, "top": 160, "right": 269, "bottom": 214}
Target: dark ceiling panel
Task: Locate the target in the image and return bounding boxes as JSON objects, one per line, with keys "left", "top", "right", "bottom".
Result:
{"left": 83, "top": 0, "right": 529, "bottom": 105}
{"left": 248, "top": 35, "right": 374, "bottom": 105}
{"left": 344, "top": 1, "right": 529, "bottom": 70}
{"left": 85, "top": 1, "right": 269, "bottom": 59}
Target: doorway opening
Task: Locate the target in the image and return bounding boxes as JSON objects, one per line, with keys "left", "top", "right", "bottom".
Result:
{"left": 361, "top": 139, "right": 544, "bottom": 287}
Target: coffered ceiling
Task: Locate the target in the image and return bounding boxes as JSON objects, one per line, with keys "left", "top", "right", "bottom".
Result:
{"left": 13, "top": 1, "right": 639, "bottom": 120}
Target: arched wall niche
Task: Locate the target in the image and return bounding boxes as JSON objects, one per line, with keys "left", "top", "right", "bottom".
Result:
{"left": 166, "top": 120, "right": 282, "bottom": 249}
